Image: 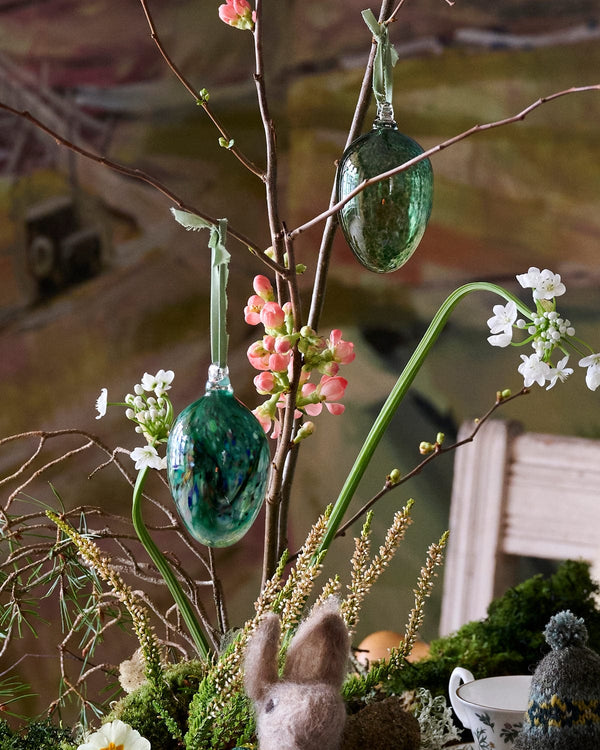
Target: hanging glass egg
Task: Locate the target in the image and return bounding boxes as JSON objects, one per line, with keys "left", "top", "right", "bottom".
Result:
{"left": 167, "top": 366, "right": 270, "bottom": 548}
{"left": 336, "top": 103, "right": 433, "bottom": 273}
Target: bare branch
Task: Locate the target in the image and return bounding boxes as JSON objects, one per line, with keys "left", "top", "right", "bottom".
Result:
{"left": 138, "top": 0, "right": 265, "bottom": 179}
{"left": 335, "top": 388, "right": 529, "bottom": 539}
{"left": 290, "top": 84, "right": 600, "bottom": 240}
{"left": 0, "top": 100, "right": 285, "bottom": 270}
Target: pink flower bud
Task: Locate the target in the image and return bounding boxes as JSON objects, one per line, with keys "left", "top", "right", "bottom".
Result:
{"left": 254, "top": 371, "right": 276, "bottom": 394}
{"left": 320, "top": 361, "right": 340, "bottom": 377}
{"left": 244, "top": 294, "right": 265, "bottom": 325}
{"left": 274, "top": 336, "right": 292, "bottom": 354}
{"left": 253, "top": 274, "right": 273, "bottom": 299}
{"left": 301, "top": 382, "right": 316, "bottom": 398}
{"left": 318, "top": 375, "right": 347, "bottom": 403}
{"left": 260, "top": 301, "right": 285, "bottom": 330}
{"left": 268, "top": 351, "right": 291, "bottom": 373}
{"left": 329, "top": 329, "right": 355, "bottom": 364}
{"left": 247, "top": 341, "right": 271, "bottom": 371}
{"left": 218, "top": 0, "right": 255, "bottom": 29}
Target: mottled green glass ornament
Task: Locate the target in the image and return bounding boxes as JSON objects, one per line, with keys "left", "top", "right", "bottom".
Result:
{"left": 167, "top": 365, "right": 270, "bottom": 548}
{"left": 336, "top": 103, "right": 433, "bottom": 273}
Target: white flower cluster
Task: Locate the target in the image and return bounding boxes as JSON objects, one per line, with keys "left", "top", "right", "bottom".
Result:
{"left": 125, "top": 369, "right": 174, "bottom": 442}
{"left": 486, "top": 267, "right": 600, "bottom": 391}
{"left": 95, "top": 369, "right": 175, "bottom": 471}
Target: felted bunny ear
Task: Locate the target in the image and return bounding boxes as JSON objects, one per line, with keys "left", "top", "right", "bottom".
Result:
{"left": 283, "top": 598, "right": 349, "bottom": 688}
{"left": 244, "top": 613, "right": 281, "bottom": 703}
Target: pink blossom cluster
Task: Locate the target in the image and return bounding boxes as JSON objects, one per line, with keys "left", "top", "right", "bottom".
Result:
{"left": 218, "top": 0, "right": 256, "bottom": 30}
{"left": 244, "top": 275, "right": 355, "bottom": 438}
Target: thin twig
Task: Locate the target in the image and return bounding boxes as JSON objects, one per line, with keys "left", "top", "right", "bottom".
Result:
{"left": 291, "top": 84, "right": 600, "bottom": 240}
{"left": 0, "top": 101, "right": 283, "bottom": 269}
{"left": 334, "top": 388, "right": 529, "bottom": 539}
{"left": 287, "top": 388, "right": 528, "bottom": 563}
{"left": 138, "top": 0, "right": 265, "bottom": 179}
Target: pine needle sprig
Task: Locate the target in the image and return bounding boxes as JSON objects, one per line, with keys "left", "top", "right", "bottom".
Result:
{"left": 46, "top": 511, "right": 182, "bottom": 742}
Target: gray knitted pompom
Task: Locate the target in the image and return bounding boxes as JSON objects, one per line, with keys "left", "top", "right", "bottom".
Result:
{"left": 544, "top": 609, "right": 588, "bottom": 651}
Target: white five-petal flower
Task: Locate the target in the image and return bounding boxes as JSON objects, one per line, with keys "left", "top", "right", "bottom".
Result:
{"left": 130, "top": 445, "right": 167, "bottom": 471}
{"left": 516, "top": 266, "right": 566, "bottom": 300}
{"left": 546, "top": 356, "right": 573, "bottom": 390}
{"left": 579, "top": 352, "right": 600, "bottom": 392}
{"left": 536, "top": 269, "right": 566, "bottom": 300}
{"left": 487, "top": 300, "right": 517, "bottom": 333}
{"left": 518, "top": 354, "right": 552, "bottom": 388}
{"left": 95, "top": 388, "right": 108, "bottom": 420}
{"left": 487, "top": 300, "right": 517, "bottom": 347}
{"left": 141, "top": 369, "right": 175, "bottom": 396}
{"left": 77, "top": 719, "right": 150, "bottom": 750}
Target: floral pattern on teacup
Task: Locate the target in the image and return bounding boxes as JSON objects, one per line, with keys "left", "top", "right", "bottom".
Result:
{"left": 473, "top": 711, "right": 523, "bottom": 748}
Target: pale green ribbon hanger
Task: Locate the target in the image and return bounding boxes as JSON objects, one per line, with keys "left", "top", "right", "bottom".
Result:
{"left": 362, "top": 8, "right": 399, "bottom": 106}
{"left": 171, "top": 209, "right": 230, "bottom": 369}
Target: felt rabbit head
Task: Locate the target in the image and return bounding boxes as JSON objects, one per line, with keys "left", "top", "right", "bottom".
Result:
{"left": 244, "top": 598, "right": 350, "bottom": 750}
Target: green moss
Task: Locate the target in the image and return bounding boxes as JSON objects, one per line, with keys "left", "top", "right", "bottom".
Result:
{"left": 383, "top": 560, "right": 600, "bottom": 698}
{"left": 108, "top": 660, "right": 207, "bottom": 749}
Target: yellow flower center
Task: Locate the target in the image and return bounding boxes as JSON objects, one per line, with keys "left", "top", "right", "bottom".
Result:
{"left": 101, "top": 744, "right": 124, "bottom": 750}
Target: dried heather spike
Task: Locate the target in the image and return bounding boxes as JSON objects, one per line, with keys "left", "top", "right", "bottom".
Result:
{"left": 390, "top": 530, "right": 449, "bottom": 667}
{"left": 342, "top": 501, "right": 414, "bottom": 634}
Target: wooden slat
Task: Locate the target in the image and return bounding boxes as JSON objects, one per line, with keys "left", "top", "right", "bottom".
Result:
{"left": 440, "top": 421, "right": 600, "bottom": 636}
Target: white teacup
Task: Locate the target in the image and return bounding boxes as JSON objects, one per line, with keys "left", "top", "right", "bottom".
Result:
{"left": 449, "top": 667, "right": 531, "bottom": 749}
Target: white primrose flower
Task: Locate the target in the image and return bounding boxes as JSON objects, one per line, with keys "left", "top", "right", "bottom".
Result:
{"left": 518, "top": 353, "right": 552, "bottom": 388}
{"left": 130, "top": 445, "right": 167, "bottom": 471}
{"left": 95, "top": 388, "right": 108, "bottom": 420}
{"left": 487, "top": 300, "right": 517, "bottom": 347}
{"left": 141, "top": 369, "right": 175, "bottom": 396}
{"left": 77, "top": 719, "right": 150, "bottom": 750}
{"left": 516, "top": 266, "right": 566, "bottom": 300}
{"left": 579, "top": 352, "right": 600, "bottom": 392}
{"left": 546, "top": 356, "right": 573, "bottom": 390}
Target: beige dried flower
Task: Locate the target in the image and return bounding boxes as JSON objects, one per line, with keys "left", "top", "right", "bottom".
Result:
{"left": 119, "top": 648, "right": 147, "bottom": 694}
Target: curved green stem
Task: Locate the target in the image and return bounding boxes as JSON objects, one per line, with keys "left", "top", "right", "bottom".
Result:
{"left": 132, "top": 467, "right": 211, "bottom": 659}
{"left": 317, "top": 281, "right": 529, "bottom": 555}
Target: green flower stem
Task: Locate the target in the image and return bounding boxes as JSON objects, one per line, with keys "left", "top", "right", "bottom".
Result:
{"left": 317, "top": 281, "right": 529, "bottom": 556}
{"left": 132, "top": 466, "right": 211, "bottom": 659}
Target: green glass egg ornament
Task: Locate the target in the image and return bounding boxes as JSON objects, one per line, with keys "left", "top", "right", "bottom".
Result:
{"left": 336, "top": 103, "right": 433, "bottom": 273}
{"left": 167, "top": 365, "right": 270, "bottom": 548}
